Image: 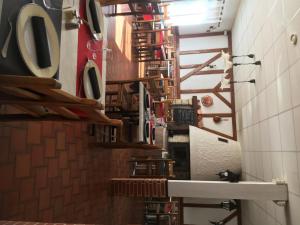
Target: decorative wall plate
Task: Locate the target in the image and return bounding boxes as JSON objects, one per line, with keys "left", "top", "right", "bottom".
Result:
{"left": 86, "top": 0, "right": 104, "bottom": 40}
{"left": 83, "top": 59, "right": 103, "bottom": 101}
{"left": 201, "top": 95, "right": 213, "bottom": 107}
{"left": 16, "top": 3, "right": 60, "bottom": 78}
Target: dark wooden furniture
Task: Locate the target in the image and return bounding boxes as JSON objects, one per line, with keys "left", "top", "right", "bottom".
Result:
{"left": 103, "top": 0, "right": 163, "bottom": 17}
{"left": 129, "top": 157, "right": 175, "bottom": 178}
{"left": 167, "top": 142, "right": 190, "bottom": 180}
{"left": 144, "top": 198, "right": 181, "bottom": 225}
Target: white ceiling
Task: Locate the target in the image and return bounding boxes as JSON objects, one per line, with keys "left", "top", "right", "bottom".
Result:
{"left": 179, "top": 0, "right": 241, "bottom": 34}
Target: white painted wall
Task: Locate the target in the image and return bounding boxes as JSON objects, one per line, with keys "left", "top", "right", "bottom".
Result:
{"left": 178, "top": 0, "right": 240, "bottom": 34}
{"left": 179, "top": 34, "right": 233, "bottom": 137}
{"left": 183, "top": 198, "right": 237, "bottom": 225}
{"left": 178, "top": 30, "right": 237, "bottom": 225}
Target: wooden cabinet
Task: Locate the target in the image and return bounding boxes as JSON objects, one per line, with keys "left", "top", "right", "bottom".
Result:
{"left": 144, "top": 198, "right": 181, "bottom": 225}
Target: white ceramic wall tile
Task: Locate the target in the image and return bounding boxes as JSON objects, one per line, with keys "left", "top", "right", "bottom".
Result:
{"left": 286, "top": 8, "right": 300, "bottom": 66}
{"left": 283, "top": 0, "right": 300, "bottom": 23}
{"left": 266, "top": 81, "right": 279, "bottom": 118}
{"left": 293, "top": 106, "right": 300, "bottom": 152}
{"left": 283, "top": 152, "right": 300, "bottom": 195}
{"left": 262, "top": 22, "right": 274, "bottom": 57}
{"left": 273, "top": 31, "right": 289, "bottom": 77}
{"left": 268, "top": 116, "right": 282, "bottom": 151}
{"left": 270, "top": 0, "right": 286, "bottom": 42}
{"left": 276, "top": 71, "right": 292, "bottom": 113}
{"left": 255, "top": 152, "right": 264, "bottom": 180}
{"left": 258, "top": 90, "right": 268, "bottom": 121}
{"left": 262, "top": 152, "right": 273, "bottom": 181}
{"left": 233, "top": 0, "right": 300, "bottom": 223}
{"left": 271, "top": 151, "right": 284, "bottom": 179}
{"left": 252, "top": 124, "right": 261, "bottom": 151}
{"left": 275, "top": 203, "right": 288, "bottom": 225}
{"left": 260, "top": 120, "right": 271, "bottom": 151}
{"left": 264, "top": 48, "right": 276, "bottom": 86}
{"left": 289, "top": 59, "right": 300, "bottom": 107}
{"left": 279, "top": 110, "right": 297, "bottom": 151}
{"left": 287, "top": 192, "right": 300, "bottom": 224}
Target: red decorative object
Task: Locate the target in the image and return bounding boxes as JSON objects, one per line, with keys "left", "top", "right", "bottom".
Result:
{"left": 76, "top": 0, "right": 102, "bottom": 97}
{"left": 201, "top": 95, "right": 213, "bottom": 107}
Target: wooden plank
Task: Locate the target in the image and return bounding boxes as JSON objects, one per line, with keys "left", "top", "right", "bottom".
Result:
{"left": 201, "top": 113, "right": 232, "bottom": 117}
{"left": 168, "top": 180, "right": 288, "bottom": 201}
{"left": 0, "top": 87, "right": 42, "bottom": 100}
{"left": 0, "top": 75, "right": 61, "bottom": 89}
{"left": 200, "top": 127, "right": 233, "bottom": 140}
{"left": 213, "top": 91, "right": 232, "bottom": 108}
{"left": 183, "top": 203, "right": 222, "bottom": 208}
{"left": 179, "top": 31, "right": 225, "bottom": 39}
{"left": 12, "top": 105, "right": 44, "bottom": 117}
{"left": 180, "top": 88, "right": 230, "bottom": 94}
{"left": 184, "top": 70, "right": 225, "bottom": 76}
{"left": 89, "top": 142, "right": 162, "bottom": 150}
{"left": 0, "top": 114, "right": 121, "bottom": 125}
{"left": 132, "top": 28, "right": 171, "bottom": 34}
{"left": 175, "top": 32, "right": 180, "bottom": 98}
{"left": 106, "top": 76, "right": 160, "bottom": 85}
{"left": 46, "top": 106, "right": 80, "bottom": 120}
{"left": 31, "top": 88, "right": 103, "bottom": 109}
{"left": 223, "top": 211, "right": 238, "bottom": 223}
{"left": 179, "top": 48, "right": 227, "bottom": 55}
{"left": 0, "top": 98, "right": 103, "bottom": 110}
{"left": 133, "top": 19, "right": 163, "bottom": 23}
{"left": 180, "top": 64, "right": 203, "bottom": 69}
{"left": 180, "top": 53, "right": 221, "bottom": 82}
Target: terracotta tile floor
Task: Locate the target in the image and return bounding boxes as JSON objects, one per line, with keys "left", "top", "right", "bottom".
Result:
{"left": 0, "top": 14, "right": 145, "bottom": 225}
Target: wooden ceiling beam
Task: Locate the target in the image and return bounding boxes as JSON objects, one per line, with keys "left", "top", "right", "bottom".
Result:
{"left": 180, "top": 52, "right": 222, "bottom": 82}
{"left": 179, "top": 31, "right": 226, "bottom": 39}
{"left": 180, "top": 88, "right": 231, "bottom": 94}
{"left": 201, "top": 127, "right": 234, "bottom": 140}
{"left": 201, "top": 113, "right": 232, "bottom": 117}
{"left": 180, "top": 48, "right": 227, "bottom": 55}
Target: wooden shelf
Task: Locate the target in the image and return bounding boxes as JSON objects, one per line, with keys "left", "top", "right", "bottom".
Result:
{"left": 0, "top": 75, "right": 122, "bottom": 129}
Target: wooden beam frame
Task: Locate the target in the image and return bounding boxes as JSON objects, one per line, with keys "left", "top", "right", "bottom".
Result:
{"left": 200, "top": 127, "right": 234, "bottom": 140}
{"left": 179, "top": 31, "right": 225, "bottom": 39}
{"left": 201, "top": 113, "right": 232, "bottom": 117}
{"left": 175, "top": 28, "right": 181, "bottom": 98}
{"left": 180, "top": 88, "right": 230, "bottom": 94}
{"left": 179, "top": 48, "right": 227, "bottom": 55}
{"left": 180, "top": 53, "right": 221, "bottom": 82}
{"left": 180, "top": 64, "right": 203, "bottom": 69}
{"left": 213, "top": 91, "right": 231, "bottom": 108}
{"left": 182, "top": 203, "right": 222, "bottom": 208}
{"left": 177, "top": 31, "right": 237, "bottom": 141}
{"left": 228, "top": 31, "right": 237, "bottom": 140}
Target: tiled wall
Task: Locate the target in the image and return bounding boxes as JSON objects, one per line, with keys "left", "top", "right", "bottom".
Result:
{"left": 232, "top": 0, "right": 300, "bottom": 224}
